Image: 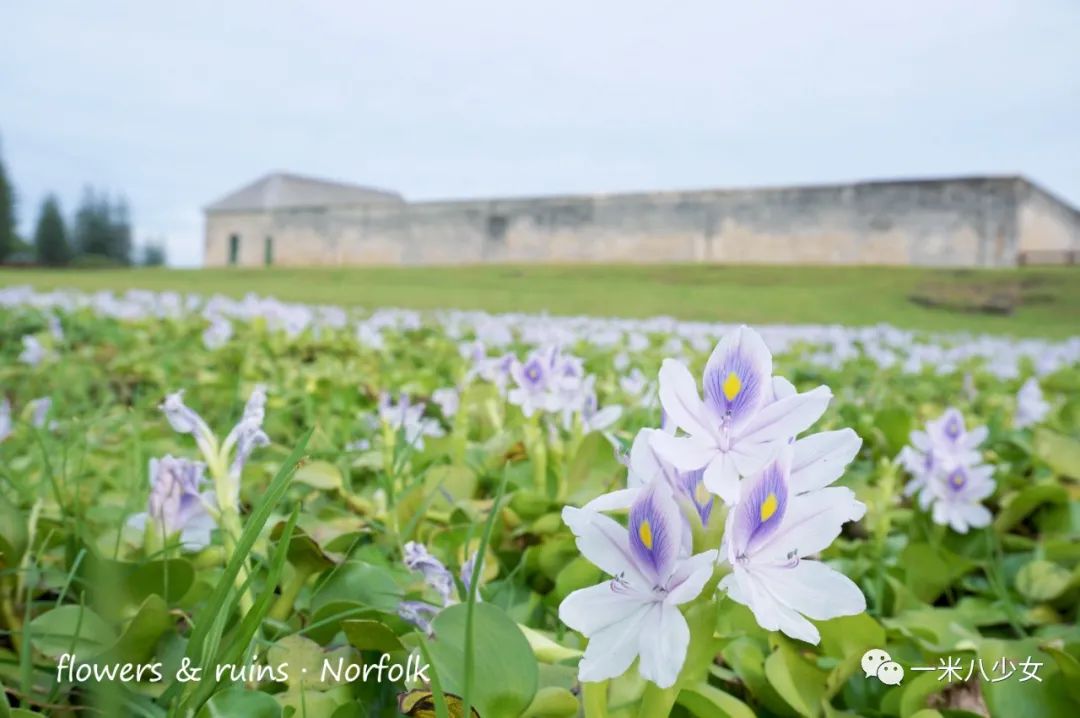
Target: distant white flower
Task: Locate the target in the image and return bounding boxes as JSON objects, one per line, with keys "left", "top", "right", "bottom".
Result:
{"left": 508, "top": 350, "right": 556, "bottom": 417}
{"left": 127, "top": 456, "right": 218, "bottom": 550}
{"left": 651, "top": 326, "right": 832, "bottom": 505}
{"left": 47, "top": 314, "right": 64, "bottom": 342}
{"left": 29, "top": 397, "right": 52, "bottom": 429}
{"left": 202, "top": 316, "right": 233, "bottom": 349}
{"left": 559, "top": 483, "right": 717, "bottom": 688}
{"left": 719, "top": 448, "right": 866, "bottom": 644}
{"left": 0, "top": 398, "right": 11, "bottom": 442}
{"left": 1014, "top": 378, "right": 1049, "bottom": 429}
{"left": 920, "top": 463, "right": 995, "bottom": 534}
{"left": 900, "top": 408, "right": 985, "bottom": 502}
{"left": 403, "top": 541, "right": 456, "bottom": 606}
{"left": 378, "top": 392, "right": 444, "bottom": 449}
{"left": 19, "top": 336, "right": 48, "bottom": 367}
{"left": 431, "top": 387, "right": 460, "bottom": 418}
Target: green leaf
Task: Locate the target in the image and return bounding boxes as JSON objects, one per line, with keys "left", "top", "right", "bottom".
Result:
{"left": 900, "top": 543, "right": 975, "bottom": 602}
{"left": 520, "top": 686, "right": 579, "bottom": 718}
{"left": 269, "top": 522, "right": 335, "bottom": 574}
{"left": 426, "top": 602, "right": 539, "bottom": 718}
{"left": 1015, "top": 560, "right": 1072, "bottom": 602}
{"left": 764, "top": 641, "right": 829, "bottom": 718}
{"left": 978, "top": 639, "right": 1076, "bottom": 718}
{"left": 1043, "top": 646, "right": 1080, "bottom": 704}
{"left": 1033, "top": 428, "right": 1080, "bottom": 479}
{"left": 196, "top": 687, "right": 282, "bottom": 718}
{"left": 677, "top": 682, "right": 757, "bottom": 718}
{"left": 311, "top": 561, "right": 402, "bottom": 614}
{"left": 124, "top": 557, "right": 196, "bottom": 605}
{"left": 994, "top": 484, "right": 1068, "bottom": 532}
{"left": 874, "top": 407, "right": 913, "bottom": 456}
{"left": 343, "top": 619, "right": 406, "bottom": 653}
{"left": 28, "top": 605, "right": 117, "bottom": 660}
{"left": 103, "top": 594, "right": 173, "bottom": 664}
{"left": 293, "top": 460, "right": 343, "bottom": 490}
{"left": 424, "top": 464, "right": 478, "bottom": 511}
{"left": 0, "top": 494, "right": 27, "bottom": 569}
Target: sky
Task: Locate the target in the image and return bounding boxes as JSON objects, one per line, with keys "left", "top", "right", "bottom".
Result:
{"left": 2, "top": 1, "right": 1078, "bottom": 267}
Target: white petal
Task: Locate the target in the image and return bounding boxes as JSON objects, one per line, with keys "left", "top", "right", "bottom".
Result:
{"left": 629, "top": 428, "right": 676, "bottom": 488}
{"left": 649, "top": 431, "right": 716, "bottom": 472}
{"left": 577, "top": 604, "right": 649, "bottom": 683}
{"left": 562, "top": 507, "right": 649, "bottom": 586}
{"left": 771, "top": 376, "right": 797, "bottom": 401}
{"left": 959, "top": 503, "right": 992, "bottom": 529}
{"left": 559, "top": 581, "right": 649, "bottom": 635}
{"left": 753, "top": 487, "right": 865, "bottom": 564}
{"left": 703, "top": 453, "right": 740, "bottom": 505}
{"left": 637, "top": 603, "right": 690, "bottom": 689}
{"left": 731, "top": 568, "right": 822, "bottom": 643}
{"left": 665, "top": 551, "right": 718, "bottom": 605}
{"left": 657, "top": 359, "right": 714, "bottom": 439}
{"left": 737, "top": 386, "right": 832, "bottom": 445}
{"left": 755, "top": 560, "right": 866, "bottom": 621}
{"left": 730, "top": 440, "right": 781, "bottom": 479}
{"left": 790, "top": 429, "right": 862, "bottom": 492}
{"left": 583, "top": 488, "right": 640, "bottom": 513}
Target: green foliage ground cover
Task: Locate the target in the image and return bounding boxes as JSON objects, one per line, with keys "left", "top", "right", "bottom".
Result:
{"left": 0, "top": 287, "right": 1078, "bottom": 718}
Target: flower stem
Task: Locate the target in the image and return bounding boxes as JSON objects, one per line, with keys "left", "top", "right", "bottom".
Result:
{"left": 637, "top": 683, "right": 678, "bottom": 718}
{"left": 582, "top": 681, "right": 609, "bottom": 718}
{"left": 268, "top": 564, "right": 314, "bottom": 623}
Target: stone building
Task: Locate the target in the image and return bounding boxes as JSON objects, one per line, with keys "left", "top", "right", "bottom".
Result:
{"left": 203, "top": 173, "right": 1080, "bottom": 268}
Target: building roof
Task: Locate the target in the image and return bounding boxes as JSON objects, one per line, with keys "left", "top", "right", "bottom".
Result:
{"left": 205, "top": 172, "right": 403, "bottom": 213}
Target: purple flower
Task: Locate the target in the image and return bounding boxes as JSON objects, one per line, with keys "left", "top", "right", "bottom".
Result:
{"left": 651, "top": 326, "right": 833, "bottom": 505}
{"left": 128, "top": 456, "right": 217, "bottom": 550}
{"left": 403, "top": 541, "right": 455, "bottom": 606}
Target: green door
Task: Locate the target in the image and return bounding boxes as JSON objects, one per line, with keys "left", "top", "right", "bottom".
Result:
{"left": 228, "top": 234, "right": 240, "bottom": 265}
{"left": 264, "top": 236, "right": 273, "bottom": 266}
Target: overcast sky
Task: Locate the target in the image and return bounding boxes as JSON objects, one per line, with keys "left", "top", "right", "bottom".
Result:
{"left": 2, "top": 1, "right": 1078, "bottom": 267}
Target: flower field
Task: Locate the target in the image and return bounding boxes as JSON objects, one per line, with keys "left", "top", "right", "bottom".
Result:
{"left": 1, "top": 285, "right": 1078, "bottom": 718}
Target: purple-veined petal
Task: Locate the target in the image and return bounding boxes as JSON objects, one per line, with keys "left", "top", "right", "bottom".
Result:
{"left": 730, "top": 455, "right": 790, "bottom": 557}
{"left": 702, "top": 326, "right": 772, "bottom": 425}
{"left": 628, "top": 483, "right": 682, "bottom": 584}
{"left": 562, "top": 507, "right": 650, "bottom": 587}
{"left": 753, "top": 486, "right": 865, "bottom": 565}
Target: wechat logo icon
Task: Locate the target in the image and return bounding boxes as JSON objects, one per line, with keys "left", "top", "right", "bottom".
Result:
{"left": 862, "top": 648, "right": 904, "bottom": 685}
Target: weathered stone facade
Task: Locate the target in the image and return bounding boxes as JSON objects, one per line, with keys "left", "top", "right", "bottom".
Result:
{"left": 204, "top": 174, "right": 1080, "bottom": 268}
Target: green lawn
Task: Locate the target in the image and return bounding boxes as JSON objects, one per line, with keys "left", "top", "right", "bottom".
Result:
{"left": 2, "top": 265, "right": 1078, "bottom": 338}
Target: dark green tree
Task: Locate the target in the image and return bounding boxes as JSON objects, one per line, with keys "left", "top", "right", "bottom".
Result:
{"left": 33, "top": 194, "right": 70, "bottom": 266}
{"left": 0, "top": 138, "right": 16, "bottom": 264}
{"left": 110, "top": 196, "right": 132, "bottom": 264}
{"left": 141, "top": 241, "right": 167, "bottom": 266}
{"left": 72, "top": 187, "right": 113, "bottom": 260}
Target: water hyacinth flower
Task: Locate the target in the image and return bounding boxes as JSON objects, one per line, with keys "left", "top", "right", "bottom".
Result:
{"left": 899, "top": 408, "right": 985, "bottom": 502}
{"left": 508, "top": 350, "right": 555, "bottom": 417}
{"left": 921, "top": 463, "right": 995, "bottom": 533}
{"left": 19, "top": 335, "right": 48, "bottom": 367}
{"left": 29, "top": 397, "right": 53, "bottom": 429}
{"left": 719, "top": 448, "right": 866, "bottom": 644}
{"left": 378, "top": 392, "right": 445, "bottom": 449}
{"left": 159, "top": 385, "right": 270, "bottom": 506}
{"left": 1014, "top": 377, "right": 1049, "bottom": 429}
{"left": 431, "top": 387, "right": 460, "bottom": 418}
{"left": 403, "top": 541, "right": 456, "bottom": 606}
{"left": 202, "top": 315, "right": 233, "bottom": 349}
{"left": 559, "top": 483, "right": 718, "bottom": 688}
{"left": 0, "top": 398, "right": 11, "bottom": 442}
{"left": 127, "top": 455, "right": 218, "bottom": 550}
{"left": 651, "top": 325, "right": 832, "bottom": 505}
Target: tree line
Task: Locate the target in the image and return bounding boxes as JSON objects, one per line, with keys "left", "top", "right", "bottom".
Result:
{"left": 0, "top": 136, "right": 166, "bottom": 267}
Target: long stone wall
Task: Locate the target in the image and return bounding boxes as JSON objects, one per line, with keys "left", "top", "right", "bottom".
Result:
{"left": 205, "top": 176, "right": 1080, "bottom": 268}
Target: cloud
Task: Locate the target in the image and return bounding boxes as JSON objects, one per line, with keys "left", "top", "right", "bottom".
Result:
{"left": 2, "top": 0, "right": 1078, "bottom": 266}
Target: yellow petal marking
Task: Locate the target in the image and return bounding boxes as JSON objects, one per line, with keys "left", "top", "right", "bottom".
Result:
{"left": 722, "top": 371, "right": 742, "bottom": 401}
{"left": 760, "top": 492, "right": 778, "bottom": 522}
{"left": 638, "top": 520, "right": 653, "bottom": 550}
{"left": 694, "top": 481, "right": 712, "bottom": 506}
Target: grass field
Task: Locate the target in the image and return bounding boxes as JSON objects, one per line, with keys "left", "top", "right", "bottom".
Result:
{"left": 2, "top": 264, "right": 1078, "bottom": 337}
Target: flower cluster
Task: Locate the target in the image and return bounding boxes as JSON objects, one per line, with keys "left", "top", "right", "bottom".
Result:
{"left": 559, "top": 326, "right": 866, "bottom": 688}
{"left": 899, "top": 408, "right": 994, "bottom": 533}
{"left": 398, "top": 541, "right": 476, "bottom": 635}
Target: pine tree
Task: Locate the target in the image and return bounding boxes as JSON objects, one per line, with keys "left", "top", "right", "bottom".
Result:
{"left": 34, "top": 194, "right": 70, "bottom": 266}
{"left": 0, "top": 138, "right": 16, "bottom": 264}
{"left": 73, "top": 187, "right": 113, "bottom": 259}
{"left": 110, "top": 196, "right": 133, "bottom": 264}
